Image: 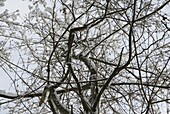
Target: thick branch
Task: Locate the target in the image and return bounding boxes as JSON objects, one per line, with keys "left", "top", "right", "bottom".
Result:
{"left": 1, "top": 82, "right": 170, "bottom": 100}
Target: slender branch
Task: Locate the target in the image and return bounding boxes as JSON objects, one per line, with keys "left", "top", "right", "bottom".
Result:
{"left": 46, "top": 1, "right": 95, "bottom": 84}
{"left": 92, "top": 0, "right": 137, "bottom": 109}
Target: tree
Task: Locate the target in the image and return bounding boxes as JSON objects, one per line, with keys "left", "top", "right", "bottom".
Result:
{"left": 0, "top": 0, "right": 170, "bottom": 113}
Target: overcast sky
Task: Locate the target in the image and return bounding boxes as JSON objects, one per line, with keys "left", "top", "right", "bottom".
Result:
{"left": 0, "top": 0, "right": 29, "bottom": 91}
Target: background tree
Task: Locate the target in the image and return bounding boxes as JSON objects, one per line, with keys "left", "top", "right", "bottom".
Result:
{"left": 0, "top": 0, "right": 170, "bottom": 113}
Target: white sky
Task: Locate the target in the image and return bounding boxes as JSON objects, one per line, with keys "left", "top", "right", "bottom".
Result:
{"left": 4, "top": 0, "right": 29, "bottom": 15}
{"left": 0, "top": 0, "right": 29, "bottom": 90}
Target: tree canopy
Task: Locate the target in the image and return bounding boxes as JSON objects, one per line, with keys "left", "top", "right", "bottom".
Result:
{"left": 0, "top": 0, "right": 170, "bottom": 114}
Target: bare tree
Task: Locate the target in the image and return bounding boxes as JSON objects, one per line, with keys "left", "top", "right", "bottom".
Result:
{"left": 0, "top": 0, "right": 170, "bottom": 113}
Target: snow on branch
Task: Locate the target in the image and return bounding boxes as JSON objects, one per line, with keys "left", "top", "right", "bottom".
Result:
{"left": 74, "top": 54, "right": 97, "bottom": 74}
{"left": 48, "top": 89, "right": 71, "bottom": 114}
{"left": 0, "top": 89, "right": 42, "bottom": 99}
